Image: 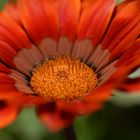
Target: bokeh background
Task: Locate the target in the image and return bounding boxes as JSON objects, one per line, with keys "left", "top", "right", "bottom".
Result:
{"left": 0, "top": 0, "right": 140, "bottom": 140}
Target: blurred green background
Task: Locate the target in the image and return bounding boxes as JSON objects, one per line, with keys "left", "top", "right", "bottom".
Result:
{"left": 0, "top": 0, "right": 140, "bottom": 140}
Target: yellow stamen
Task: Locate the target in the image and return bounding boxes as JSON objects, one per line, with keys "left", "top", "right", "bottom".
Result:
{"left": 30, "top": 56, "right": 98, "bottom": 101}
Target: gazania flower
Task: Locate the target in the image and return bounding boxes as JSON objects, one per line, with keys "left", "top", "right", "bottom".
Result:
{"left": 0, "top": 0, "right": 140, "bottom": 132}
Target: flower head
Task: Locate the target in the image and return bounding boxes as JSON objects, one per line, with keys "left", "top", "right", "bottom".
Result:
{"left": 0, "top": 0, "right": 140, "bottom": 131}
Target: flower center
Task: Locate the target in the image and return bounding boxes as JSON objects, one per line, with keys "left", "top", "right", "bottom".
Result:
{"left": 30, "top": 56, "right": 98, "bottom": 101}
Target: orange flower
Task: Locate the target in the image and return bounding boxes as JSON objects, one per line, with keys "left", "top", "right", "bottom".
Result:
{"left": 0, "top": 0, "right": 140, "bottom": 132}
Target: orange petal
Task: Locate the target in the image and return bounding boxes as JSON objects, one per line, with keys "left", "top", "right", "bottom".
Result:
{"left": 3, "top": 2, "right": 21, "bottom": 25}
{"left": 118, "top": 78, "right": 140, "bottom": 92}
{"left": 0, "top": 101, "right": 20, "bottom": 128}
{"left": 37, "top": 103, "right": 75, "bottom": 132}
{"left": 78, "top": 0, "right": 115, "bottom": 46}
{"left": 102, "top": 0, "right": 140, "bottom": 61}
{"left": 57, "top": 0, "right": 81, "bottom": 40}
{"left": 18, "top": 0, "right": 59, "bottom": 44}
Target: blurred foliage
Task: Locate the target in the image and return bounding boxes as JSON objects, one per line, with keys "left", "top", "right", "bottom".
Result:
{"left": 1, "top": 104, "right": 140, "bottom": 140}
{"left": 0, "top": 0, "right": 140, "bottom": 140}
{"left": 0, "top": 0, "right": 8, "bottom": 10}
{"left": 0, "top": 108, "right": 65, "bottom": 140}
{"left": 75, "top": 103, "right": 140, "bottom": 140}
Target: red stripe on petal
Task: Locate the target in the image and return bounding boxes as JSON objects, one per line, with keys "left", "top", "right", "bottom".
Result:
{"left": 57, "top": 0, "right": 81, "bottom": 40}
{"left": 78, "top": 0, "right": 115, "bottom": 46}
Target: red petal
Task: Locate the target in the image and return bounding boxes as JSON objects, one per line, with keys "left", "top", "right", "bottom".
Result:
{"left": 57, "top": 0, "right": 81, "bottom": 40}
{"left": 0, "top": 63, "right": 11, "bottom": 74}
{"left": 20, "top": 95, "right": 45, "bottom": 106}
{"left": 118, "top": 78, "right": 140, "bottom": 92}
{"left": 57, "top": 101, "right": 102, "bottom": 115}
{"left": 0, "top": 13, "right": 31, "bottom": 51}
{"left": 0, "top": 73, "right": 15, "bottom": 84}
{"left": 40, "top": 0, "right": 59, "bottom": 40}
{"left": 37, "top": 103, "right": 75, "bottom": 132}
{"left": 0, "top": 85, "right": 16, "bottom": 92}
{"left": 78, "top": 0, "right": 115, "bottom": 46}
{"left": 3, "top": 2, "right": 21, "bottom": 25}
{"left": 116, "top": 38, "right": 140, "bottom": 67}
{"left": 102, "top": 0, "right": 140, "bottom": 61}
{"left": 0, "top": 73, "right": 18, "bottom": 93}
{"left": 57, "top": 81, "right": 116, "bottom": 115}
{"left": 0, "top": 92, "right": 20, "bottom": 101}
{"left": 0, "top": 41, "right": 16, "bottom": 68}
{"left": 0, "top": 90, "right": 22, "bottom": 128}
{"left": 0, "top": 101, "right": 20, "bottom": 128}
{"left": 18, "top": 0, "right": 59, "bottom": 44}
{"left": 108, "top": 39, "right": 140, "bottom": 86}
{"left": 112, "top": 39, "right": 140, "bottom": 92}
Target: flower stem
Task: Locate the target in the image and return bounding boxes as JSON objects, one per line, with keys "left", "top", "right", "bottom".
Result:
{"left": 65, "top": 125, "right": 77, "bottom": 140}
